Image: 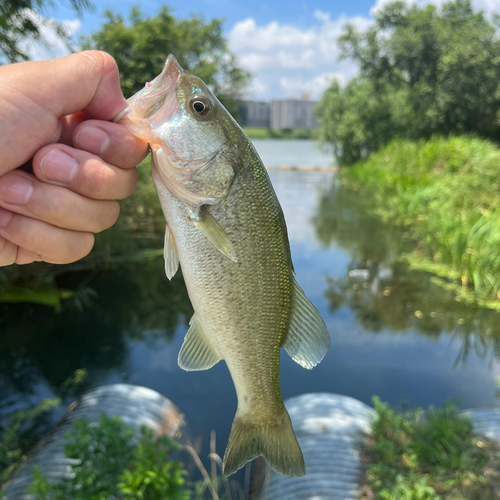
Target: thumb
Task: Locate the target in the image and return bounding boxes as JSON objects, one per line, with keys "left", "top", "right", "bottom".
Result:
{"left": 0, "top": 51, "right": 128, "bottom": 175}
{"left": 10, "top": 51, "right": 127, "bottom": 121}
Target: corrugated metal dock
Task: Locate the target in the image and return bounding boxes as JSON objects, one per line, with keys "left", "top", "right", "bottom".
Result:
{"left": 256, "top": 393, "right": 375, "bottom": 500}
{"left": 2, "top": 384, "right": 185, "bottom": 500}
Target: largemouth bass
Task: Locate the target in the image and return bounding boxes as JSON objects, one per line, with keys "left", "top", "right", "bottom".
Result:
{"left": 115, "top": 55, "right": 330, "bottom": 477}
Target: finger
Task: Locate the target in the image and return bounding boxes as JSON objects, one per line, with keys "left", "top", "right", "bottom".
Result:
{"left": 0, "top": 207, "right": 94, "bottom": 264}
{"left": 0, "top": 234, "right": 17, "bottom": 267}
{"left": 33, "top": 144, "right": 138, "bottom": 200}
{"left": 0, "top": 51, "right": 127, "bottom": 174}
{"left": 1, "top": 51, "right": 127, "bottom": 121}
{"left": 0, "top": 171, "right": 120, "bottom": 233}
{"left": 72, "top": 120, "right": 148, "bottom": 169}
{"left": 16, "top": 247, "right": 43, "bottom": 265}
{"left": 0, "top": 235, "right": 45, "bottom": 266}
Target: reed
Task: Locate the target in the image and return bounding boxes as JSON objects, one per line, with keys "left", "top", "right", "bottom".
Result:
{"left": 342, "top": 136, "right": 500, "bottom": 307}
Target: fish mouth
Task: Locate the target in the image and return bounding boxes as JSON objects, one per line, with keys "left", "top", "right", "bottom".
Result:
{"left": 113, "top": 55, "right": 183, "bottom": 123}
{"left": 130, "top": 54, "right": 182, "bottom": 106}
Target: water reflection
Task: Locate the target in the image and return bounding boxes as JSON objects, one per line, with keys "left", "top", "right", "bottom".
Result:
{"left": 0, "top": 262, "right": 191, "bottom": 409}
{"left": 313, "top": 181, "right": 500, "bottom": 365}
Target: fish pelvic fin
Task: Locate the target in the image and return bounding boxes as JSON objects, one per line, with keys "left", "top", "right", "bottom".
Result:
{"left": 282, "top": 278, "right": 330, "bottom": 370}
{"left": 178, "top": 314, "right": 222, "bottom": 371}
{"left": 222, "top": 408, "right": 305, "bottom": 477}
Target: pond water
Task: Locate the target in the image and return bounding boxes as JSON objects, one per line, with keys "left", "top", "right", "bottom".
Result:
{"left": 2, "top": 139, "right": 500, "bottom": 473}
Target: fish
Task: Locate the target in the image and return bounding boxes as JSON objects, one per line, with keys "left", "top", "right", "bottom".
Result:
{"left": 114, "top": 55, "right": 330, "bottom": 477}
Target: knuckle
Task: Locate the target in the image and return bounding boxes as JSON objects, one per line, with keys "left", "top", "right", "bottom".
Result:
{"left": 0, "top": 237, "right": 18, "bottom": 267}
{"left": 79, "top": 233, "right": 95, "bottom": 259}
{"left": 122, "top": 168, "right": 139, "bottom": 199}
{"left": 66, "top": 232, "right": 94, "bottom": 263}
{"left": 96, "top": 202, "right": 120, "bottom": 232}
{"left": 78, "top": 50, "right": 118, "bottom": 76}
{"left": 88, "top": 160, "right": 107, "bottom": 197}
{"left": 121, "top": 133, "right": 147, "bottom": 165}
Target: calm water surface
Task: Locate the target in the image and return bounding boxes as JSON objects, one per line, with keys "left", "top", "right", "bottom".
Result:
{"left": 2, "top": 138, "right": 500, "bottom": 464}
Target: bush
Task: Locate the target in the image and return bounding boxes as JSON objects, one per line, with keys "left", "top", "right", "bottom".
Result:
{"left": 365, "top": 397, "right": 493, "bottom": 499}
{"left": 30, "top": 415, "right": 189, "bottom": 500}
{"left": 342, "top": 136, "right": 500, "bottom": 307}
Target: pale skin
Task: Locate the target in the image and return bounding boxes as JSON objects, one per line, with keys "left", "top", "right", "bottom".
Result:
{"left": 0, "top": 50, "right": 148, "bottom": 267}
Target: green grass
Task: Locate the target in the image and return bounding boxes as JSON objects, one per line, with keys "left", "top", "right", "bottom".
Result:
{"left": 363, "top": 398, "right": 499, "bottom": 500}
{"left": 243, "top": 127, "right": 319, "bottom": 140}
{"left": 342, "top": 136, "right": 500, "bottom": 307}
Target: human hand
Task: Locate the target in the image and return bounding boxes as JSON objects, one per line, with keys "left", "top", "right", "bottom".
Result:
{"left": 0, "top": 51, "right": 148, "bottom": 267}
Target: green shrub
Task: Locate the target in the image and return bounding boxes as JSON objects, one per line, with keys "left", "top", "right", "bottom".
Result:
{"left": 30, "top": 415, "right": 189, "bottom": 500}
{"left": 365, "top": 397, "right": 493, "bottom": 500}
{"left": 342, "top": 136, "right": 500, "bottom": 307}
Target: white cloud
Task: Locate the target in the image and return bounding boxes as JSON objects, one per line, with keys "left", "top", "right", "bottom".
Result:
{"left": 230, "top": 0, "right": 500, "bottom": 101}
{"left": 279, "top": 72, "right": 344, "bottom": 98}
{"left": 18, "top": 11, "right": 81, "bottom": 61}
{"left": 228, "top": 13, "right": 370, "bottom": 100}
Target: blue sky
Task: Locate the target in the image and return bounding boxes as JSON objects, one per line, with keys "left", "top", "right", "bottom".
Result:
{"left": 52, "top": 0, "right": 378, "bottom": 35}
{"left": 35, "top": 0, "right": 495, "bottom": 100}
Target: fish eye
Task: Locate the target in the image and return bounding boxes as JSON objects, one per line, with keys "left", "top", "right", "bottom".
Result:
{"left": 190, "top": 97, "right": 211, "bottom": 118}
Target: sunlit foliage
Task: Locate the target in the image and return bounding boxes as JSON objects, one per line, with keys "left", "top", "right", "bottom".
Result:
{"left": 363, "top": 398, "right": 497, "bottom": 499}
{"left": 318, "top": 0, "right": 500, "bottom": 164}
{"left": 0, "top": 0, "right": 92, "bottom": 62}
{"left": 80, "top": 6, "right": 250, "bottom": 117}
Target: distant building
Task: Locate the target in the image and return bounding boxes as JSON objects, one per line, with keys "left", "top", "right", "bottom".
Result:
{"left": 238, "top": 101, "right": 271, "bottom": 128}
{"left": 271, "top": 99, "right": 318, "bottom": 130}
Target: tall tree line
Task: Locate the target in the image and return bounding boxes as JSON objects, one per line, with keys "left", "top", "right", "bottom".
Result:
{"left": 317, "top": 0, "right": 500, "bottom": 165}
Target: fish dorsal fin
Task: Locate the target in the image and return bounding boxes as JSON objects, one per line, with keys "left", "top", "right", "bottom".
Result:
{"left": 164, "top": 224, "right": 179, "bottom": 280}
{"left": 282, "top": 279, "right": 330, "bottom": 370}
{"left": 191, "top": 207, "right": 237, "bottom": 262}
{"left": 178, "top": 314, "right": 222, "bottom": 371}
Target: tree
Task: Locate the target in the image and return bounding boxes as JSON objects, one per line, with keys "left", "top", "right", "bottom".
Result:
{"left": 319, "top": 0, "right": 500, "bottom": 164}
{"left": 316, "top": 78, "right": 412, "bottom": 165}
{"left": 0, "top": 0, "right": 92, "bottom": 63}
{"left": 81, "top": 6, "right": 250, "bottom": 118}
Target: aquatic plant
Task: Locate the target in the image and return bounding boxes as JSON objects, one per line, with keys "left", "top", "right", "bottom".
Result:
{"left": 342, "top": 136, "right": 500, "bottom": 307}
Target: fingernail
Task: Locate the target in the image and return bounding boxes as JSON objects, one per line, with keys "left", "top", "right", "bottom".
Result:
{"left": 41, "top": 150, "right": 78, "bottom": 183}
{"left": 0, "top": 175, "right": 33, "bottom": 205}
{"left": 75, "top": 126, "right": 110, "bottom": 155}
{"left": 0, "top": 207, "right": 13, "bottom": 228}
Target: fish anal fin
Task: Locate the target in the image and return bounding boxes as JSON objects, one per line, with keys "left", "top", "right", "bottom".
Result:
{"left": 164, "top": 224, "right": 179, "bottom": 280}
{"left": 191, "top": 207, "right": 237, "bottom": 262}
{"left": 222, "top": 408, "right": 305, "bottom": 477}
{"left": 282, "top": 279, "right": 330, "bottom": 370}
{"left": 178, "top": 314, "right": 222, "bottom": 371}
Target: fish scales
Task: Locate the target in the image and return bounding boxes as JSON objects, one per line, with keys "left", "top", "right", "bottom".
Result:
{"left": 116, "top": 54, "right": 330, "bottom": 477}
{"left": 157, "top": 143, "right": 290, "bottom": 412}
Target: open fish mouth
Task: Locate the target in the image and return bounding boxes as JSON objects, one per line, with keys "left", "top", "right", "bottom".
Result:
{"left": 113, "top": 55, "right": 183, "bottom": 124}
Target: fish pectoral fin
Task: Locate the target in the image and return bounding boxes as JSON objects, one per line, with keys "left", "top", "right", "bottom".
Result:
{"left": 282, "top": 279, "right": 330, "bottom": 370}
{"left": 178, "top": 314, "right": 222, "bottom": 371}
{"left": 164, "top": 224, "right": 179, "bottom": 280}
{"left": 191, "top": 207, "right": 237, "bottom": 262}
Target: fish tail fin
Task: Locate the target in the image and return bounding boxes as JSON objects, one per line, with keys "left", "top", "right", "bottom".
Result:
{"left": 222, "top": 408, "right": 305, "bottom": 477}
